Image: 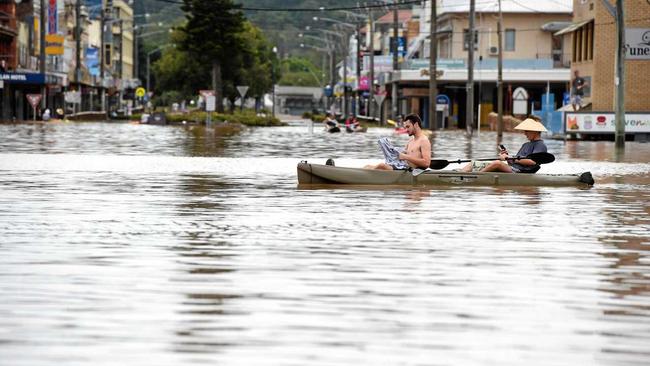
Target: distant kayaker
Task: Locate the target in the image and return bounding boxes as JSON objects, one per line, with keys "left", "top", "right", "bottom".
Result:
{"left": 461, "top": 117, "right": 548, "bottom": 173}
{"left": 364, "top": 114, "right": 431, "bottom": 170}
{"left": 344, "top": 113, "right": 359, "bottom": 130}
{"left": 323, "top": 112, "right": 338, "bottom": 130}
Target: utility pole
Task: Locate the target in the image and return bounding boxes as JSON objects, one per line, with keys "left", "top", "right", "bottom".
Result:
{"left": 75, "top": 0, "right": 81, "bottom": 113}
{"left": 330, "top": 46, "right": 335, "bottom": 111}
{"left": 466, "top": 0, "right": 475, "bottom": 136}
{"left": 343, "top": 41, "right": 348, "bottom": 117}
{"left": 428, "top": 0, "right": 437, "bottom": 130}
{"left": 614, "top": 0, "right": 625, "bottom": 148}
{"left": 356, "top": 21, "right": 361, "bottom": 116}
{"left": 39, "top": 0, "right": 46, "bottom": 113}
{"left": 497, "top": 0, "right": 504, "bottom": 141}
{"left": 368, "top": 8, "right": 374, "bottom": 119}
{"left": 100, "top": 7, "right": 105, "bottom": 113}
{"left": 391, "top": 1, "right": 398, "bottom": 120}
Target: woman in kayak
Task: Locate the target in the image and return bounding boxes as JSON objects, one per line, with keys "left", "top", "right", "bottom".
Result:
{"left": 462, "top": 117, "right": 548, "bottom": 173}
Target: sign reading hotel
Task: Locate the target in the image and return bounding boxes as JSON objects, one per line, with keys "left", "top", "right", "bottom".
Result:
{"left": 565, "top": 112, "right": 650, "bottom": 133}
{"left": 625, "top": 28, "right": 650, "bottom": 60}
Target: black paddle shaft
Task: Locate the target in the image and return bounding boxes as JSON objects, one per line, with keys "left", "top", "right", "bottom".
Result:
{"left": 429, "top": 152, "right": 555, "bottom": 170}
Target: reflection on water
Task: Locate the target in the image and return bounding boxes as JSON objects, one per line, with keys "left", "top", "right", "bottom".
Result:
{"left": 0, "top": 120, "right": 649, "bottom": 365}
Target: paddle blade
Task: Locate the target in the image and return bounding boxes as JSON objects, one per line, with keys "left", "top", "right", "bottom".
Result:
{"left": 526, "top": 152, "right": 555, "bottom": 164}
{"left": 429, "top": 160, "right": 450, "bottom": 170}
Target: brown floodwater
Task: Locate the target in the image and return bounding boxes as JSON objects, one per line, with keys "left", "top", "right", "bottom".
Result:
{"left": 0, "top": 120, "right": 649, "bottom": 365}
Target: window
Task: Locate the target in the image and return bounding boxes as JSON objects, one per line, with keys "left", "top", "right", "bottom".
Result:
{"left": 463, "top": 29, "right": 478, "bottom": 51}
{"left": 571, "top": 21, "right": 594, "bottom": 63}
{"left": 505, "top": 29, "right": 515, "bottom": 51}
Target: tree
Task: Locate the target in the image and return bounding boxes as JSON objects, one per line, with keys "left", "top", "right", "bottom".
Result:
{"left": 179, "top": 0, "right": 245, "bottom": 113}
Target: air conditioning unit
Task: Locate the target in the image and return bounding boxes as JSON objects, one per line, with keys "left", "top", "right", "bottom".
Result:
{"left": 488, "top": 46, "right": 499, "bottom": 55}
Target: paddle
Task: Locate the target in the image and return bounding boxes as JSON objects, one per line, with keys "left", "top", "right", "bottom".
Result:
{"left": 428, "top": 152, "right": 555, "bottom": 170}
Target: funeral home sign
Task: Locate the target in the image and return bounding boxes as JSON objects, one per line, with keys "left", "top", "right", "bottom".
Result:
{"left": 625, "top": 28, "right": 650, "bottom": 60}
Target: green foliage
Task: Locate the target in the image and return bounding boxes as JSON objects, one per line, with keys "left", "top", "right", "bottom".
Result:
{"left": 165, "top": 110, "right": 284, "bottom": 126}
{"left": 278, "top": 57, "right": 321, "bottom": 86}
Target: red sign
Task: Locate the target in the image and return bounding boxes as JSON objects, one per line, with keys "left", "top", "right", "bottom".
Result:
{"left": 199, "top": 90, "right": 215, "bottom": 98}
{"left": 48, "top": 0, "right": 57, "bottom": 34}
{"left": 26, "top": 94, "right": 42, "bottom": 108}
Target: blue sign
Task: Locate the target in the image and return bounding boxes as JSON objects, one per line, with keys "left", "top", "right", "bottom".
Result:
{"left": 436, "top": 94, "right": 450, "bottom": 105}
{"left": 86, "top": 47, "right": 99, "bottom": 76}
{"left": 0, "top": 72, "right": 58, "bottom": 84}
{"left": 390, "top": 37, "right": 407, "bottom": 58}
{"left": 324, "top": 85, "right": 333, "bottom": 97}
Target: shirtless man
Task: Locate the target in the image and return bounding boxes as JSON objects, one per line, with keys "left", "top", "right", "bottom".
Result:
{"left": 365, "top": 114, "right": 432, "bottom": 170}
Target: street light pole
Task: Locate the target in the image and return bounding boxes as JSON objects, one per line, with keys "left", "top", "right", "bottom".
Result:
{"left": 146, "top": 45, "right": 170, "bottom": 94}
{"left": 497, "top": 0, "right": 504, "bottom": 141}
{"left": 466, "top": 0, "right": 475, "bottom": 136}
{"left": 272, "top": 46, "right": 277, "bottom": 118}
{"left": 39, "top": 0, "right": 46, "bottom": 113}
{"left": 429, "top": 0, "right": 438, "bottom": 130}
{"left": 614, "top": 0, "right": 625, "bottom": 149}
{"left": 368, "top": 8, "right": 374, "bottom": 120}
{"left": 392, "top": 2, "right": 398, "bottom": 121}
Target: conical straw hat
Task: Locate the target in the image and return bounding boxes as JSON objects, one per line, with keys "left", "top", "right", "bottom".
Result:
{"left": 514, "top": 118, "right": 548, "bottom": 132}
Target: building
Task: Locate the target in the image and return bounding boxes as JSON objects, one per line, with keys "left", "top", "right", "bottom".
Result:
{"left": 1, "top": 0, "right": 63, "bottom": 120}
{"left": 343, "top": 0, "right": 574, "bottom": 129}
{"left": 556, "top": 0, "right": 650, "bottom": 112}
{"left": 1, "top": 0, "right": 136, "bottom": 121}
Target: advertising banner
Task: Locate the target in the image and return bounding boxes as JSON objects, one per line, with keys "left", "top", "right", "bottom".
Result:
{"left": 86, "top": 47, "right": 99, "bottom": 76}
{"left": 48, "top": 0, "right": 57, "bottom": 34}
{"left": 565, "top": 112, "right": 650, "bottom": 133}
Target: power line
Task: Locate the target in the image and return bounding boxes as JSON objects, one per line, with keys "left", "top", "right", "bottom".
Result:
{"left": 150, "top": 0, "right": 424, "bottom": 11}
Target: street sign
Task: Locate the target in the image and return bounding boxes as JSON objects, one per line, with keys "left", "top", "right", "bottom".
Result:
{"left": 26, "top": 94, "right": 42, "bottom": 121}
{"left": 436, "top": 94, "right": 450, "bottom": 105}
{"left": 135, "top": 87, "right": 146, "bottom": 98}
{"left": 236, "top": 85, "right": 249, "bottom": 98}
{"left": 26, "top": 94, "right": 42, "bottom": 108}
{"left": 205, "top": 95, "right": 216, "bottom": 112}
{"left": 512, "top": 87, "right": 529, "bottom": 115}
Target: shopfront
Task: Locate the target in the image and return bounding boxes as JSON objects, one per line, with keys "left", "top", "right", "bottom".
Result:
{"left": 1, "top": 72, "right": 60, "bottom": 120}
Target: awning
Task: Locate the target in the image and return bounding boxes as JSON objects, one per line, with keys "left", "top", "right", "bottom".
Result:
{"left": 554, "top": 19, "right": 591, "bottom": 36}
{"left": 541, "top": 21, "right": 572, "bottom": 32}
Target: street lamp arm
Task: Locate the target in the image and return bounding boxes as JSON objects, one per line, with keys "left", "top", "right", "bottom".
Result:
{"left": 313, "top": 16, "right": 356, "bottom": 29}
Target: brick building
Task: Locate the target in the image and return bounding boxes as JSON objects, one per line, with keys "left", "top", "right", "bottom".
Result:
{"left": 557, "top": 0, "right": 650, "bottom": 111}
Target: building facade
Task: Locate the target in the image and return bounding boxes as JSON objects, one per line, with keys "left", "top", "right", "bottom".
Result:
{"left": 387, "top": 0, "right": 574, "bottom": 129}
{"left": 559, "top": 0, "right": 650, "bottom": 112}
{"left": 0, "top": 0, "right": 136, "bottom": 121}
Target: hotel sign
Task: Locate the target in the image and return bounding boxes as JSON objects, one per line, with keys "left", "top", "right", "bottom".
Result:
{"left": 565, "top": 112, "right": 650, "bottom": 133}
{"left": 625, "top": 28, "right": 650, "bottom": 60}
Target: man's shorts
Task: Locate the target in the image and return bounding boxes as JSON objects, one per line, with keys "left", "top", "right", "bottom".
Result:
{"left": 572, "top": 94, "right": 583, "bottom": 107}
{"left": 460, "top": 160, "right": 511, "bottom": 172}
{"left": 469, "top": 160, "right": 492, "bottom": 172}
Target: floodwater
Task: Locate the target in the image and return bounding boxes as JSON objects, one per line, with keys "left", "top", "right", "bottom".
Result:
{"left": 1, "top": 119, "right": 649, "bottom": 366}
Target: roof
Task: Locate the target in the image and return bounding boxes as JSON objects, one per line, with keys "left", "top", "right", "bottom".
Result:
{"left": 360, "top": 10, "right": 412, "bottom": 33}
{"left": 437, "top": 0, "right": 572, "bottom": 15}
{"left": 375, "top": 10, "right": 413, "bottom": 24}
